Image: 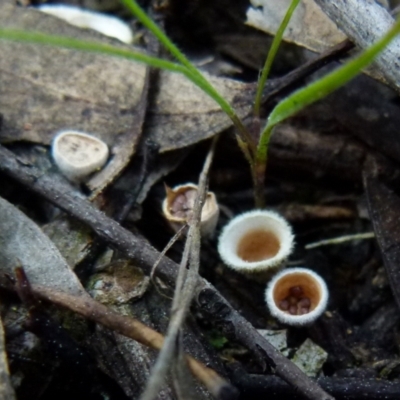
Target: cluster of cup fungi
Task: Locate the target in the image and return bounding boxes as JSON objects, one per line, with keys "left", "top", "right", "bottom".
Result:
{"left": 40, "top": 0, "right": 329, "bottom": 328}
{"left": 163, "top": 189, "right": 329, "bottom": 326}
{"left": 52, "top": 126, "right": 328, "bottom": 327}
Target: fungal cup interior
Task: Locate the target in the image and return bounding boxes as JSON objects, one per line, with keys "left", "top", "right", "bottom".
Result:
{"left": 273, "top": 272, "right": 322, "bottom": 315}
{"left": 167, "top": 186, "right": 215, "bottom": 221}
{"left": 168, "top": 187, "right": 197, "bottom": 220}
{"left": 56, "top": 132, "right": 107, "bottom": 167}
{"left": 237, "top": 229, "right": 280, "bottom": 262}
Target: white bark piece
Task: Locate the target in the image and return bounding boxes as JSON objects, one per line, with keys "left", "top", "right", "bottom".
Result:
{"left": 37, "top": 4, "right": 133, "bottom": 44}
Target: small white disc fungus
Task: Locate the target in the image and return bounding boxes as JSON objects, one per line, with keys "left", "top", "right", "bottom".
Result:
{"left": 37, "top": 4, "right": 133, "bottom": 44}
{"left": 162, "top": 183, "right": 219, "bottom": 238}
{"left": 265, "top": 267, "right": 329, "bottom": 326}
{"left": 52, "top": 130, "right": 109, "bottom": 182}
{"left": 218, "top": 210, "right": 294, "bottom": 275}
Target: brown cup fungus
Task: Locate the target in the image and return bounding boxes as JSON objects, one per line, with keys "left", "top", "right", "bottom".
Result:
{"left": 265, "top": 268, "right": 328, "bottom": 326}
{"left": 162, "top": 183, "right": 219, "bottom": 237}
{"left": 218, "top": 210, "right": 294, "bottom": 279}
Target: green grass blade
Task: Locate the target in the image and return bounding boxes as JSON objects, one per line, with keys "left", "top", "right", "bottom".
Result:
{"left": 120, "top": 0, "right": 244, "bottom": 126}
{"left": 121, "top": 0, "right": 199, "bottom": 77}
{"left": 265, "top": 18, "right": 400, "bottom": 130}
{"left": 0, "top": 27, "right": 255, "bottom": 155}
{"left": 0, "top": 29, "right": 188, "bottom": 74}
{"left": 256, "top": 16, "right": 400, "bottom": 164}
{"left": 254, "top": 15, "right": 400, "bottom": 184}
{"left": 253, "top": 0, "right": 300, "bottom": 116}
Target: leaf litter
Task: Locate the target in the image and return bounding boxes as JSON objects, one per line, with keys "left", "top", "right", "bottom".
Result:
{"left": 2, "top": 0, "right": 400, "bottom": 399}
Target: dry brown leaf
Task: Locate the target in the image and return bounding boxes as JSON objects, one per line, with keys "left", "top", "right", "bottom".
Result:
{"left": 0, "top": 2, "right": 256, "bottom": 187}
{"left": 0, "top": 2, "right": 147, "bottom": 195}
{"left": 246, "top": 0, "right": 346, "bottom": 53}
{"left": 146, "top": 70, "right": 255, "bottom": 152}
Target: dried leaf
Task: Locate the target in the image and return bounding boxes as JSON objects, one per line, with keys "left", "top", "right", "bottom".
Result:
{"left": 0, "top": 2, "right": 147, "bottom": 194}
{"left": 146, "top": 70, "right": 255, "bottom": 152}
{"left": 313, "top": 0, "right": 400, "bottom": 91}
{"left": 246, "top": 0, "right": 391, "bottom": 86}
{"left": 0, "top": 195, "right": 85, "bottom": 296}
{"left": 246, "top": 0, "right": 346, "bottom": 53}
{"left": 0, "top": 2, "right": 257, "bottom": 182}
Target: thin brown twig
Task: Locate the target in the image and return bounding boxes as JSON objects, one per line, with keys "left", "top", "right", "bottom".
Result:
{"left": 0, "top": 144, "right": 334, "bottom": 400}
{"left": 20, "top": 276, "right": 233, "bottom": 399}
{"left": 150, "top": 223, "right": 187, "bottom": 282}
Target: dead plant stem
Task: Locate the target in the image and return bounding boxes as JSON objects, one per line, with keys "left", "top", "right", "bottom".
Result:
{"left": 140, "top": 136, "right": 219, "bottom": 400}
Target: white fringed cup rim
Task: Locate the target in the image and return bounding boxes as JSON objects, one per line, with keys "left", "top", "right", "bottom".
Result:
{"left": 265, "top": 267, "right": 329, "bottom": 326}
{"left": 218, "top": 210, "right": 294, "bottom": 274}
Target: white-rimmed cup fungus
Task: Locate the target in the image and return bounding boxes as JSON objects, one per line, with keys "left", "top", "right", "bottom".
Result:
{"left": 218, "top": 210, "right": 294, "bottom": 278}
{"left": 37, "top": 4, "right": 133, "bottom": 44}
{"left": 52, "top": 130, "right": 109, "bottom": 182}
{"left": 265, "top": 267, "right": 329, "bottom": 326}
{"left": 162, "top": 183, "right": 219, "bottom": 238}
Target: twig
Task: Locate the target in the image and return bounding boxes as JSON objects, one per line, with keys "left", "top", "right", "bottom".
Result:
{"left": 150, "top": 223, "right": 187, "bottom": 282}
{"left": 305, "top": 232, "right": 375, "bottom": 249}
{"left": 141, "top": 136, "right": 219, "bottom": 400}
{"left": 0, "top": 313, "right": 15, "bottom": 400}
{"left": 230, "top": 365, "right": 400, "bottom": 400}
{"left": 0, "top": 144, "right": 334, "bottom": 400}
{"left": 16, "top": 271, "right": 233, "bottom": 399}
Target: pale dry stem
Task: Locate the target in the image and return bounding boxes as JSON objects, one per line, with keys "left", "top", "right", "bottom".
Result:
{"left": 30, "top": 283, "right": 230, "bottom": 399}
{"left": 140, "top": 136, "right": 220, "bottom": 400}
